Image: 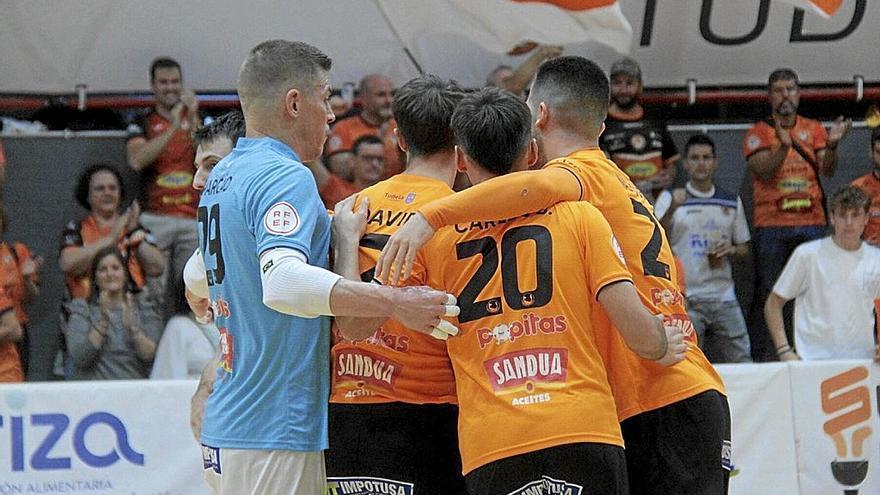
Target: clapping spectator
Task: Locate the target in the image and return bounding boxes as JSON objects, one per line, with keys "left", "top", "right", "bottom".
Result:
{"left": 59, "top": 164, "right": 164, "bottom": 302}
{"left": 64, "top": 247, "right": 161, "bottom": 380}
{"left": 0, "top": 204, "right": 41, "bottom": 376}
{"left": 0, "top": 286, "right": 23, "bottom": 382}
{"left": 308, "top": 135, "right": 387, "bottom": 209}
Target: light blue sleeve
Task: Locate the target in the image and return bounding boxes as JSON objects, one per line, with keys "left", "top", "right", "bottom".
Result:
{"left": 242, "top": 161, "right": 323, "bottom": 261}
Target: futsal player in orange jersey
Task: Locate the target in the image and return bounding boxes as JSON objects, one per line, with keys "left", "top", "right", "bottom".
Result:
{"left": 377, "top": 57, "right": 731, "bottom": 494}
{"left": 325, "top": 75, "right": 468, "bottom": 494}
{"left": 335, "top": 84, "right": 686, "bottom": 494}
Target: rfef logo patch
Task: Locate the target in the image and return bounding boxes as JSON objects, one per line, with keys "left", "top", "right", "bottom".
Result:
{"left": 201, "top": 445, "right": 221, "bottom": 475}
{"left": 263, "top": 201, "right": 300, "bottom": 235}
{"left": 326, "top": 476, "right": 413, "bottom": 495}
{"left": 506, "top": 476, "right": 583, "bottom": 495}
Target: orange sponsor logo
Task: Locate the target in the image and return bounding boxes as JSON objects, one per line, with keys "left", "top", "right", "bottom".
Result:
{"left": 821, "top": 366, "right": 873, "bottom": 491}
{"left": 484, "top": 347, "right": 568, "bottom": 393}
{"left": 476, "top": 313, "right": 567, "bottom": 349}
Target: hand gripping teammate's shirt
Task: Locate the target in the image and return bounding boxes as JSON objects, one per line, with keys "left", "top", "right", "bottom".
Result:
{"left": 413, "top": 201, "right": 629, "bottom": 474}
{"left": 420, "top": 148, "right": 725, "bottom": 421}
{"left": 199, "top": 137, "right": 332, "bottom": 451}
{"left": 330, "top": 175, "right": 457, "bottom": 404}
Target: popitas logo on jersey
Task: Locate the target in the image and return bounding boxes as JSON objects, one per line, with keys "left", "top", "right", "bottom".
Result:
{"left": 484, "top": 348, "right": 568, "bottom": 393}
{"left": 335, "top": 349, "right": 402, "bottom": 390}
{"left": 218, "top": 328, "right": 234, "bottom": 373}
{"left": 477, "top": 313, "right": 567, "bottom": 349}
{"left": 821, "top": 366, "right": 874, "bottom": 494}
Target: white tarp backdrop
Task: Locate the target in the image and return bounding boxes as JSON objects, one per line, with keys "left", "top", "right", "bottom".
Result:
{"left": 0, "top": 0, "right": 876, "bottom": 93}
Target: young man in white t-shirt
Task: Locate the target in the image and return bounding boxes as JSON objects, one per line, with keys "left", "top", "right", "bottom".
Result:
{"left": 656, "top": 134, "right": 752, "bottom": 363}
{"left": 766, "top": 185, "right": 880, "bottom": 361}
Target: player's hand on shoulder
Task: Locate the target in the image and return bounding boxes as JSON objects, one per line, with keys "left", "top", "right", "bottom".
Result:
{"left": 376, "top": 213, "right": 436, "bottom": 286}
{"left": 331, "top": 195, "right": 369, "bottom": 248}
{"left": 388, "top": 286, "right": 459, "bottom": 340}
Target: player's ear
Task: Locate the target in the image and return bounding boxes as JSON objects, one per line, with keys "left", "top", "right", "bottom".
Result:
{"left": 527, "top": 138, "right": 538, "bottom": 168}
{"left": 285, "top": 88, "right": 300, "bottom": 118}
{"left": 597, "top": 121, "right": 606, "bottom": 139}
{"left": 454, "top": 145, "right": 468, "bottom": 173}
{"left": 394, "top": 128, "right": 408, "bottom": 154}
{"left": 535, "top": 102, "right": 550, "bottom": 132}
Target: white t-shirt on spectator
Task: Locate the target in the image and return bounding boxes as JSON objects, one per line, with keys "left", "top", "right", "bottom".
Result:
{"left": 655, "top": 183, "right": 751, "bottom": 301}
{"left": 772, "top": 237, "right": 880, "bottom": 360}
{"left": 150, "top": 315, "right": 219, "bottom": 379}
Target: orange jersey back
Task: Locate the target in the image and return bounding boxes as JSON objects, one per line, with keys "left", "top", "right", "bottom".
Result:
{"left": 330, "top": 174, "right": 457, "bottom": 404}
{"left": 417, "top": 201, "right": 629, "bottom": 474}
{"left": 549, "top": 148, "right": 725, "bottom": 421}
{"left": 742, "top": 116, "right": 828, "bottom": 228}
{"left": 326, "top": 115, "right": 405, "bottom": 178}
{"left": 851, "top": 172, "right": 880, "bottom": 246}
{"left": 0, "top": 242, "right": 34, "bottom": 324}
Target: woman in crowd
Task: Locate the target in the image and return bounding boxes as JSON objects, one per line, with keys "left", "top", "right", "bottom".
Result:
{"left": 59, "top": 163, "right": 164, "bottom": 301}
{"left": 150, "top": 289, "right": 218, "bottom": 379}
{"left": 64, "top": 247, "right": 161, "bottom": 380}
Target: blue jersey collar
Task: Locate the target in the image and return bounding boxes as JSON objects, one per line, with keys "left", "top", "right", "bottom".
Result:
{"left": 235, "top": 136, "right": 301, "bottom": 163}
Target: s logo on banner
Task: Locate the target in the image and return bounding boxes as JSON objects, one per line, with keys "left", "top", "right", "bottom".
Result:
{"left": 821, "top": 366, "right": 873, "bottom": 494}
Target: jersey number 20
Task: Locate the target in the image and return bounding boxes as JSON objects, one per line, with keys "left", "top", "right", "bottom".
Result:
{"left": 456, "top": 225, "right": 553, "bottom": 323}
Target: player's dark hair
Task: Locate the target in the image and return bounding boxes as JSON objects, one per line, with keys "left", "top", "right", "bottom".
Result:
{"left": 392, "top": 75, "right": 465, "bottom": 157}
{"left": 194, "top": 111, "right": 246, "bottom": 147}
{"left": 529, "top": 56, "right": 609, "bottom": 138}
{"left": 451, "top": 87, "right": 532, "bottom": 176}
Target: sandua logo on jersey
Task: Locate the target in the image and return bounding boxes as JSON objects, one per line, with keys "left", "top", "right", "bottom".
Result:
{"left": 821, "top": 366, "right": 874, "bottom": 494}
{"left": 335, "top": 348, "right": 403, "bottom": 391}
{"left": 476, "top": 313, "right": 567, "bottom": 349}
{"left": 263, "top": 201, "right": 300, "bottom": 235}
{"left": 506, "top": 475, "right": 583, "bottom": 495}
{"left": 484, "top": 348, "right": 568, "bottom": 407}
{"left": 326, "top": 476, "right": 413, "bottom": 495}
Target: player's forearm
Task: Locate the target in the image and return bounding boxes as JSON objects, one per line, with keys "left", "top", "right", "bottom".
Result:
{"left": 127, "top": 129, "right": 177, "bottom": 171}
{"left": 733, "top": 242, "right": 750, "bottom": 259}
{"left": 421, "top": 168, "right": 580, "bottom": 229}
{"left": 598, "top": 281, "right": 667, "bottom": 360}
{"left": 333, "top": 239, "right": 387, "bottom": 340}
{"left": 59, "top": 242, "right": 114, "bottom": 276}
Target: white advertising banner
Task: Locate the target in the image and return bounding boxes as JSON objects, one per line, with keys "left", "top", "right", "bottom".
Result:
{"left": 716, "top": 363, "right": 801, "bottom": 495}
{"left": 0, "top": 0, "right": 876, "bottom": 93}
{"left": 788, "top": 360, "right": 880, "bottom": 495}
{"left": 0, "top": 380, "right": 207, "bottom": 495}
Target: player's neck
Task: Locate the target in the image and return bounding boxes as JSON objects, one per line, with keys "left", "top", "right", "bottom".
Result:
{"left": 541, "top": 130, "right": 600, "bottom": 161}
{"left": 832, "top": 234, "right": 862, "bottom": 252}
{"left": 403, "top": 150, "right": 457, "bottom": 187}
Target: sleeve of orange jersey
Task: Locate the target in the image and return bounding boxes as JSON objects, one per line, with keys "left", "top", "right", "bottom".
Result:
{"left": 578, "top": 205, "right": 632, "bottom": 298}
{"left": 420, "top": 167, "right": 582, "bottom": 230}
{"left": 742, "top": 124, "right": 773, "bottom": 159}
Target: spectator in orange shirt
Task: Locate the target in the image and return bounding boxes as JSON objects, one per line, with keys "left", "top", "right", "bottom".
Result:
{"left": 126, "top": 57, "right": 201, "bottom": 318}
{"left": 308, "top": 135, "right": 386, "bottom": 209}
{"left": 850, "top": 127, "right": 880, "bottom": 246}
{"left": 742, "top": 68, "right": 851, "bottom": 361}
{"left": 0, "top": 286, "right": 23, "bottom": 382}
{"left": 0, "top": 204, "right": 41, "bottom": 377}
{"left": 325, "top": 74, "right": 403, "bottom": 180}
